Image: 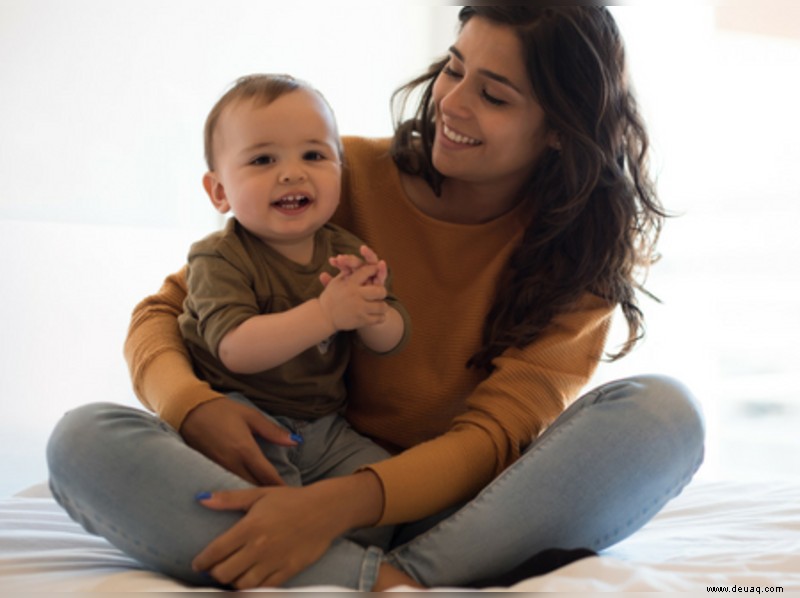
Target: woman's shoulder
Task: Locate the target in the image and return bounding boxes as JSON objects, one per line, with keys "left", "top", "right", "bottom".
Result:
{"left": 342, "top": 136, "right": 394, "bottom": 170}
{"left": 338, "top": 136, "right": 401, "bottom": 226}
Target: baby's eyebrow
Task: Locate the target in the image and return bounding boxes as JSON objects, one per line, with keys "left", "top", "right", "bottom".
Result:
{"left": 242, "top": 141, "right": 275, "bottom": 153}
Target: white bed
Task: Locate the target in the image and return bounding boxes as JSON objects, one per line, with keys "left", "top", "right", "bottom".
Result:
{"left": 1, "top": 478, "right": 798, "bottom": 593}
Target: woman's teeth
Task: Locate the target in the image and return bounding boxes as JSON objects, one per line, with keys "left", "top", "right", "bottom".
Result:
{"left": 443, "top": 124, "right": 481, "bottom": 146}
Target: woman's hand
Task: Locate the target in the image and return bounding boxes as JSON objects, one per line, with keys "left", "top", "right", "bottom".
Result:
{"left": 180, "top": 397, "right": 299, "bottom": 486}
{"left": 192, "top": 471, "right": 384, "bottom": 589}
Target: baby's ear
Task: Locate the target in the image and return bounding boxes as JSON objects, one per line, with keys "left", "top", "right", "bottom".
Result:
{"left": 203, "top": 172, "right": 230, "bottom": 214}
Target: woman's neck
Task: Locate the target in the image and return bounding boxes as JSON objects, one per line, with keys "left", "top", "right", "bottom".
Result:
{"left": 400, "top": 173, "right": 522, "bottom": 225}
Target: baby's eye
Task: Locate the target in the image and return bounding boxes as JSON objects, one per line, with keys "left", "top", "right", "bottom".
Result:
{"left": 303, "top": 151, "right": 326, "bottom": 161}
{"left": 250, "top": 155, "right": 275, "bottom": 166}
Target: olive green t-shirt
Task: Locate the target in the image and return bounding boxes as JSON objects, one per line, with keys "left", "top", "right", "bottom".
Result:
{"left": 179, "top": 217, "right": 409, "bottom": 420}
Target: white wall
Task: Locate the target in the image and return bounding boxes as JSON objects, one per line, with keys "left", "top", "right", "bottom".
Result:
{"left": 0, "top": 0, "right": 458, "bottom": 227}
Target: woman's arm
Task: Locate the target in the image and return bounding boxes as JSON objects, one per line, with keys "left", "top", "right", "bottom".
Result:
{"left": 369, "top": 292, "right": 615, "bottom": 524}
{"left": 124, "top": 267, "right": 297, "bottom": 485}
{"left": 124, "top": 267, "right": 222, "bottom": 427}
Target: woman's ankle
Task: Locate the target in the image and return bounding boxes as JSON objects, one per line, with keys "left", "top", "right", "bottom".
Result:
{"left": 372, "top": 562, "right": 423, "bottom": 590}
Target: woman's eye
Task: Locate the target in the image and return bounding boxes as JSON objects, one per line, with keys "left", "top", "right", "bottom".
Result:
{"left": 442, "top": 65, "right": 463, "bottom": 79}
{"left": 482, "top": 90, "right": 507, "bottom": 106}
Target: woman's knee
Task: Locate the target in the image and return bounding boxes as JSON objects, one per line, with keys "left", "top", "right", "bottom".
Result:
{"left": 47, "top": 403, "right": 165, "bottom": 482}
{"left": 626, "top": 374, "right": 706, "bottom": 457}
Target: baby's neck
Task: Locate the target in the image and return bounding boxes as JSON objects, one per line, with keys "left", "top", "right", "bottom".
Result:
{"left": 264, "top": 236, "right": 316, "bottom": 265}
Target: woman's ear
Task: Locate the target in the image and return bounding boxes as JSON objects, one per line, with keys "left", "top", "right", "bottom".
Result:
{"left": 203, "top": 172, "right": 230, "bottom": 214}
{"left": 547, "top": 131, "right": 562, "bottom": 151}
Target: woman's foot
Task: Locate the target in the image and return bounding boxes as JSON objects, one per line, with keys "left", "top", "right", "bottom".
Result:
{"left": 372, "top": 562, "right": 424, "bottom": 590}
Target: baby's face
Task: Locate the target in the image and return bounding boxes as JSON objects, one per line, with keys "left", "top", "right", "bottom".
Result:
{"left": 206, "top": 88, "right": 342, "bottom": 253}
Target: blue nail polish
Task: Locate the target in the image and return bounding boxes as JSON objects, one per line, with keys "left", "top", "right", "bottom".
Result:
{"left": 290, "top": 433, "right": 304, "bottom": 444}
{"left": 195, "top": 491, "right": 212, "bottom": 501}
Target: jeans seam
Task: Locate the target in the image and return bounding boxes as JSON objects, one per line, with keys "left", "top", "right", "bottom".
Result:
{"left": 357, "top": 545, "right": 384, "bottom": 590}
{"left": 591, "top": 449, "right": 705, "bottom": 549}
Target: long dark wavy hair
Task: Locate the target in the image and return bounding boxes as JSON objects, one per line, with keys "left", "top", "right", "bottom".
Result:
{"left": 391, "top": 6, "right": 666, "bottom": 372}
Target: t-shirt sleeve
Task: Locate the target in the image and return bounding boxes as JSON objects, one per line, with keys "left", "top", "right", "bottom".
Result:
{"left": 184, "top": 244, "right": 262, "bottom": 358}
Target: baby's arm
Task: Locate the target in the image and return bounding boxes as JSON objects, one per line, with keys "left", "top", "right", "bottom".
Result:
{"left": 219, "top": 264, "right": 387, "bottom": 374}
{"left": 356, "top": 304, "right": 405, "bottom": 354}
{"left": 218, "top": 301, "right": 335, "bottom": 374}
{"left": 324, "top": 245, "right": 407, "bottom": 355}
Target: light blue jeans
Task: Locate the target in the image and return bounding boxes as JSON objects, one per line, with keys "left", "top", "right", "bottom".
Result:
{"left": 46, "top": 375, "right": 704, "bottom": 590}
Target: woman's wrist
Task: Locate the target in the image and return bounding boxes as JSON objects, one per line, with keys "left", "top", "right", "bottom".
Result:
{"left": 312, "top": 469, "right": 384, "bottom": 534}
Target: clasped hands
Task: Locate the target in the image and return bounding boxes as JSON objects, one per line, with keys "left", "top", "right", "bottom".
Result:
{"left": 316, "top": 245, "right": 391, "bottom": 333}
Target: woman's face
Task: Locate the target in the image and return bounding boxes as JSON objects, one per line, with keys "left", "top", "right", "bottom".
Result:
{"left": 431, "top": 17, "right": 555, "bottom": 192}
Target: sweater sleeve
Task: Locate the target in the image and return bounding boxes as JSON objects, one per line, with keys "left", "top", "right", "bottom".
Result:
{"left": 123, "top": 266, "right": 226, "bottom": 429}
{"left": 367, "top": 292, "right": 614, "bottom": 525}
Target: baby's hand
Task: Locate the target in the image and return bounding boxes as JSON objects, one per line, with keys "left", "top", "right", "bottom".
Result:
{"left": 320, "top": 245, "right": 387, "bottom": 288}
{"left": 318, "top": 265, "right": 388, "bottom": 332}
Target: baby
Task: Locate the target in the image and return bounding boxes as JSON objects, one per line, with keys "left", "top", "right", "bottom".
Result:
{"left": 179, "top": 74, "right": 409, "bottom": 518}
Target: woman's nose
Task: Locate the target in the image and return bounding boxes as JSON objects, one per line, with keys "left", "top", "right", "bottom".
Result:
{"left": 439, "top": 81, "right": 471, "bottom": 120}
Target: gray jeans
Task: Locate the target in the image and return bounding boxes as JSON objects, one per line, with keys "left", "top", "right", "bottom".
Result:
{"left": 225, "top": 393, "right": 390, "bottom": 487}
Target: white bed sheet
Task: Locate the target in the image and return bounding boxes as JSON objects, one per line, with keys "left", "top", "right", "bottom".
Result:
{"left": 1, "top": 479, "right": 799, "bottom": 593}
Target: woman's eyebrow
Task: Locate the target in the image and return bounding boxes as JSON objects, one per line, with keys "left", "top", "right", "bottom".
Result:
{"left": 449, "top": 45, "right": 523, "bottom": 95}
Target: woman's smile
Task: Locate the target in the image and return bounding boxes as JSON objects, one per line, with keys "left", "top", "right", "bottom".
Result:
{"left": 441, "top": 122, "right": 482, "bottom": 147}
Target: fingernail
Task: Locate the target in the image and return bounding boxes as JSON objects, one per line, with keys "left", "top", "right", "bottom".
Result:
{"left": 200, "top": 571, "right": 214, "bottom": 580}
{"left": 195, "top": 491, "right": 212, "bottom": 501}
{"left": 290, "top": 433, "right": 304, "bottom": 444}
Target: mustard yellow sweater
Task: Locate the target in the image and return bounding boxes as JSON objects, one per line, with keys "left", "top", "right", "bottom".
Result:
{"left": 124, "top": 136, "right": 614, "bottom": 525}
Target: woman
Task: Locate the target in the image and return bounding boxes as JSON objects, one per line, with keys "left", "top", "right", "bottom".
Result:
{"left": 47, "top": 6, "right": 704, "bottom": 591}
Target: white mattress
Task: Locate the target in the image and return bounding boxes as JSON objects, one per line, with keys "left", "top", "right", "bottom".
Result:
{"left": 1, "top": 479, "right": 799, "bottom": 592}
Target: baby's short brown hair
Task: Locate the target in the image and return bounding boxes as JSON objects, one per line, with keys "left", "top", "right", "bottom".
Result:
{"left": 203, "top": 74, "right": 341, "bottom": 171}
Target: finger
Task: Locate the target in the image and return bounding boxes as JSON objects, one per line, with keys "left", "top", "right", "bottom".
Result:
{"left": 376, "top": 260, "right": 388, "bottom": 286}
{"left": 195, "top": 487, "right": 265, "bottom": 511}
{"left": 244, "top": 453, "right": 286, "bottom": 487}
{"left": 360, "top": 245, "right": 379, "bottom": 265}
{"left": 350, "top": 264, "right": 380, "bottom": 286}
{"left": 192, "top": 522, "right": 248, "bottom": 574}
{"left": 319, "top": 272, "right": 333, "bottom": 287}
{"left": 262, "top": 568, "right": 294, "bottom": 589}
{"left": 247, "top": 411, "right": 301, "bottom": 447}
{"left": 205, "top": 546, "right": 255, "bottom": 587}
{"left": 360, "top": 285, "right": 388, "bottom": 302}
{"left": 334, "top": 254, "right": 363, "bottom": 274}
{"left": 234, "top": 562, "right": 277, "bottom": 590}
